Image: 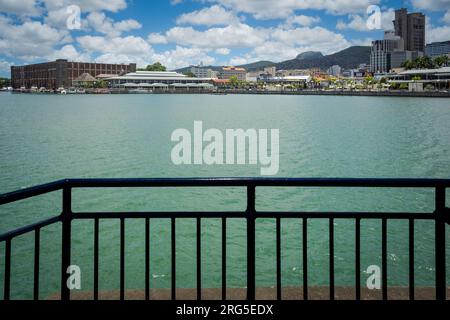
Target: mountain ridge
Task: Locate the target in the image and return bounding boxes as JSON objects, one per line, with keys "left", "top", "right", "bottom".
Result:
{"left": 174, "top": 46, "right": 371, "bottom": 73}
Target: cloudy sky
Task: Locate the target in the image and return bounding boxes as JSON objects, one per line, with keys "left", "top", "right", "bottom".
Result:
{"left": 0, "top": 0, "right": 449, "bottom": 76}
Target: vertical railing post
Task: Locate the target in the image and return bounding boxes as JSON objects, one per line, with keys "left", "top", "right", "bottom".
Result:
{"left": 246, "top": 185, "right": 256, "bottom": 300}
{"left": 435, "top": 187, "right": 446, "bottom": 301}
{"left": 61, "top": 185, "right": 72, "bottom": 301}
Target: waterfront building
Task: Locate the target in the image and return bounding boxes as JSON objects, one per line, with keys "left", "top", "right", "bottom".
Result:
{"left": 106, "top": 70, "right": 214, "bottom": 90}
{"left": 393, "top": 8, "right": 425, "bottom": 52}
{"left": 11, "top": 59, "right": 136, "bottom": 89}
{"left": 275, "top": 69, "right": 311, "bottom": 77}
{"left": 190, "top": 65, "right": 219, "bottom": 78}
{"left": 263, "top": 66, "right": 276, "bottom": 77}
{"left": 370, "top": 35, "right": 404, "bottom": 73}
{"left": 327, "top": 65, "right": 342, "bottom": 76}
{"left": 246, "top": 72, "right": 259, "bottom": 82}
{"left": 390, "top": 50, "right": 423, "bottom": 68}
{"left": 220, "top": 66, "right": 246, "bottom": 81}
{"left": 425, "top": 41, "right": 450, "bottom": 58}
{"left": 262, "top": 75, "right": 311, "bottom": 85}
{"left": 208, "top": 70, "right": 220, "bottom": 78}
{"left": 388, "top": 67, "right": 450, "bottom": 91}
{"left": 370, "top": 8, "right": 426, "bottom": 73}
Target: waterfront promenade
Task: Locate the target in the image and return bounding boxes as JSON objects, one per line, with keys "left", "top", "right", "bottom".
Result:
{"left": 7, "top": 89, "right": 450, "bottom": 97}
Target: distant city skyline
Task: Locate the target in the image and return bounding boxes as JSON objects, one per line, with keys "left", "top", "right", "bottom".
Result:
{"left": 1, "top": 0, "right": 450, "bottom": 76}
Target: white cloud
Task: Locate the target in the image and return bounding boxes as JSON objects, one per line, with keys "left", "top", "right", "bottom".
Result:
{"left": 228, "top": 56, "right": 251, "bottom": 65}
{"left": 336, "top": 15, "right": 367, "bottom": 31}
{"left": 350, "top": 37, "right": 374, "bottom": 46}
{"left": 152, "top": 21, "right": 356, "bottom": 64}
{"left": 94, "top": 53, "right": 149, "bottom": 66}
{"left": 0, "top": 17, "right": 72, "bottom": 61}
{"left": 153, "top": 46, "right": 216, "bottom": 69}
{"left": 76, "top": 35, "right": 156, "bottom": 68}
{"left": 45, "top": 7, "right": 91, "bottom": 29}
{"left": 158, "top": 24, "right": 267, "bottom": 48}
{"left": 284, "top": 15, "right": 321, "bottom": 27}
{"left": 176, "top": 5, "right": 240, "bottom": 26}
{"left": 426, "top": 21, "right": 450, "bottom": 42}
{"left": 42, "top": 0, "right": 127, "bottom": 13}
{"left": 87, "top": 12, "right": 141, "bottom": 37}
{"left": 443, "top": 10, "right": 450, "bottom": 24}
{"left": 46, "top": 44, "right": 91, "bottom": 61}
{"left": 77, "top": 35, "right": 153, "bottom": 55}
{"left": 269, "top": 26, "right": 351, "bottom": 55}
{"left": 250, "top": 42, "right": 302, "bottom": 61}
{"left": 215, "top": 48, "right": 231, "bottom": 55}
{"left": 0, "top": 60, "right": 12, "bottom": 73}
{"left": 0, "top": 0, "right": 40, "bottom": 16}
{"left": 336, "top": 8, "right": 395, "bottom": 31}
{"left": 211, "top": 0, "right": 380, "bottom": 19}
{"left": 148, "top": 33, "right": 169, "bottom": 44}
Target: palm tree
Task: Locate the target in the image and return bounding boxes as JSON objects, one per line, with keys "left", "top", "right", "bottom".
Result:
{"left": 434, "top": 55, "right": 449, "bottom": 68}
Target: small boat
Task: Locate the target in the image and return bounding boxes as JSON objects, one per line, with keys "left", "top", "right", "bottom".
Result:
{"left": 56, "top": 87, "right": 67, "bottom": 95}
{"left": 76, "top": 88, "right": 86, "bottom": 94}
{"left": 67, "top": 88, "right": 77, "bottom": 94}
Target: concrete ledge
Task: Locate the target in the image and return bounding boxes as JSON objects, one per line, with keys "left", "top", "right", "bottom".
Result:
{"left": 49, "top": 287, "right": 450, "bottom": 300}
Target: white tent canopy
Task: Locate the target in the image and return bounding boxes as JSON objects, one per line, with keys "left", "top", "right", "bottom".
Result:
{"left": 122, "top": 82, "right": 138, "bottom": 87}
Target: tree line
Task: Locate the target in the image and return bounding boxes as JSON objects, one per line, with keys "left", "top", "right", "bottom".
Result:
{"left": 401, "top": 55, "right": 449, "bottom": 70}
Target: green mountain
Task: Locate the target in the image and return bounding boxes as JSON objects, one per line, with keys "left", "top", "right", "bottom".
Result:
{"left": 174, "top": 46, "right": 371, "bottom": 73}
{"left": 237, "top": 60, "right": 276, "bottom": 71}
{"left": 296, "top": 51, "right": 324, "bottom": 60}
{"left": 277, "top": 46, "right": 371, "bottom": 70}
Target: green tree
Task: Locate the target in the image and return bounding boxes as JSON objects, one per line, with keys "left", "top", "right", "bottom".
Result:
{"left": 434, "top": 55, "right": 449, "bottom": 68}
{"left": 94, "top": 80, "right": 108, "bottom": 88}
{"left": 139, "top": 62, "right": 167, "bottom": 72}
{"left": 402, "top": 56, "right": 435, "bottom": 70}
{"left": 0, "top": 77, "right": 11, "bottom": 87}
{"left": 183, "top": 72, "right": 196, "bottom": 77}
{"left": 229, "top": 75, "right": 239, "bottom": 87}
{"left": 415, "top": 56, "right": 435, "bottom": 69}
{"left": 401, "top": 59, "right": 414, "bottom": 70}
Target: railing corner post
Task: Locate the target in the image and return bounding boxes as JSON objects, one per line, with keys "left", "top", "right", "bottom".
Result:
{"left": 61, "top": 186, "right": 72, "bottom": 301}
{"left": 434, "top": 187, "right": 446, "bottom": 301}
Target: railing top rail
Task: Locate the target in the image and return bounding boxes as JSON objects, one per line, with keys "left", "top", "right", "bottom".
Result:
{"left": 65, "top": 177, "right": 450, "bottom": 188}
{"left": 0, "top": 179, "right": 66, "bottom": 206}
{"left": 1, "top": 177, "right": 449, "bottom": 206}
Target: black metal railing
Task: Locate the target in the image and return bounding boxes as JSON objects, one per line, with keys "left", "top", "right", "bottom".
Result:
{"left": 0, "top": 178, "right": 449, "bottom": 301}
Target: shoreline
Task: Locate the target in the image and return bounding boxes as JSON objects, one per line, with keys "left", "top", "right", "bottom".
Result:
{"left": 4, "top": 89, "right": 450, "bottom": 98}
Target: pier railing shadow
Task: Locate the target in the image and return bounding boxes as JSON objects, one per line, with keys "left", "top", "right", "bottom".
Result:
{"left": 0, "top": 178, "right": 449, "bottom": 300}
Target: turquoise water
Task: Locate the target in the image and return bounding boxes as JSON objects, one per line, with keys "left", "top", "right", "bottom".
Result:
{"left": 0, "top": 93, "right": 449, "bottom": 299}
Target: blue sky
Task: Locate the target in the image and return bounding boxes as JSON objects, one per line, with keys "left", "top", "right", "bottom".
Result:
{"left": 0, "top": 0, "right": 449, "bottom": 76}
